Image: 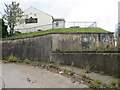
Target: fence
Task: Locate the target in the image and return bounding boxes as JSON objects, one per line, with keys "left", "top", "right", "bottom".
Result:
{"left": 14, "top": 21, "right": 97, "bottom": 33}
{"left": 66, "top": 22, "right": 97, "bottom": 28}
{"left": 14, "top": 24, "right": 53, "bottom": 33}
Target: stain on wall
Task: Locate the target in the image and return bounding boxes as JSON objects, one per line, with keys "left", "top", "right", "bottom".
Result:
{"left": 2, "top": 32, "right": 114, "bottom": 61}
{"left": 2, "top": 35, "right": 52, "bottom": 61}
{"left": 52, "top": 33, "right": 114, "bottom": 51}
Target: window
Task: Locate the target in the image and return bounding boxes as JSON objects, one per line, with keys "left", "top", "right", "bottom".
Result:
{"left": 25, "top": 17, "right": 38, "bottom": 24}
{"left": 26, "top": 15, "right": 28, "bottom": 18}
{"left": 34, "top": 14, "right": 36, "bottom": 16}
{"left": 56, "top": 22, "right": 59, "bottom": 27}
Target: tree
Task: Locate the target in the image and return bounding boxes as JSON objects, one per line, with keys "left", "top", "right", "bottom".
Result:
{"left": 4, "top": 1, "right": 23, "bottom": 35}
{"left": 118, "top": 28, "right": 120, "bottom": 50}
{"left": 0, "top": 18, "right": 8, "bottom": 38}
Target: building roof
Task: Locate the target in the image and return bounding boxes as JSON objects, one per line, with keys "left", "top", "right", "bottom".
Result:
{"left": 53, "top": 18, "right": 65, "bottom": 21}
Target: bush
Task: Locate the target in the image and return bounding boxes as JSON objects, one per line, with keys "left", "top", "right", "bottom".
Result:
{"left": 7, "top": 55, "right": 20, "bottom": 62}
{"left": 92, "top": 79, "right": 102, "bottom": 86}
{"left": 64, "top": 70, "right": 75, "bottom": 75}
{"left": 24, "top": 59, "right": 31, "bottom": 64}
{"left": 0, "top": 18, "right": 8, "bottom": 38}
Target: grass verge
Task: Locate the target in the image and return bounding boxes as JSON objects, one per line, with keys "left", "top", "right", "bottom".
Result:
{"left": 3, "top": 27, "right": 110, "bottom": 39}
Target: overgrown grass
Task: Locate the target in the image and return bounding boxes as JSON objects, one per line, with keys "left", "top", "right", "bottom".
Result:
{"left": 3, "top": 27, "right": 110, "bottom": 39}
{"left": 64, "top": 70, "right": 75, "bottom": 75}
{"left": 79, "top": 73, "right": 120, "bottom": 89}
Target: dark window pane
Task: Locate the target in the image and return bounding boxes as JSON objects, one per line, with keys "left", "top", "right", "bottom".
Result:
{"left": 56, "top": 22, "right": 59, "bottom": 27}
{"left": 25, "top": 17, "right": 38, "bottom": 24}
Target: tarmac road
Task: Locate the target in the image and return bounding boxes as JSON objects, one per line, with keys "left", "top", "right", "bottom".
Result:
{"left": 1, "top": 62, "right": 88, "bottom": 88}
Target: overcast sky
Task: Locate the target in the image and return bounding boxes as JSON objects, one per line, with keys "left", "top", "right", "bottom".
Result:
{"left": 0, "top": 0, "right": 119, "bottom": 32}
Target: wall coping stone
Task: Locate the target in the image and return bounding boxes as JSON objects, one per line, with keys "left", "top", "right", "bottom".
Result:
{"left": 2, "top": 32, "right": 114, "bottom": 41}
{"left": 52, "top": 51, "right": 120, "bottom": 53}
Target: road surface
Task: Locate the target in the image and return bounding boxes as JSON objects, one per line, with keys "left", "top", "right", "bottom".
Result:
{"left": 1, "top": 62, "right": 88, "bottom": 88}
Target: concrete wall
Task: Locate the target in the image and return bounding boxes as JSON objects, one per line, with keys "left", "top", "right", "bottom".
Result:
{"left": 52, "top": 33, "right": 114, "bottom": 51}
{"left": 50, "top": 52, "right": 120, "bottom": 75}
{"left": 2, "top": 32, "right": 119, "bottom": 75}
{"left": 2, "top": 32, "right": 114, "bottom": 61}
{"left": 2, "top": 35, "right": 52, "bottom": 61}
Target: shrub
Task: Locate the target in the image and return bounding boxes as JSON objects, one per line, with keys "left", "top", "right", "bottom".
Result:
{"left": 23, "top": 59, "right": 31, "bottom": 64}
{"left": 92, "top": 79, "right": 102, "bottom": 86}
{"left": 55, "top": 49, "right": 61, "bottom": 52}
{"left": 7, "top": 55, "right": 20, "bottom": 62}
{"left": 0, "top": 18, "right": 8, "bottom": 38}
{"left": 109, "top": 80, "right": 119, "bottom": 88}
{"left": 49, "top": 64, "right": 62, "bottom": 71}
{"left": 64, "top": 70, "right": 75, "bottom": 75}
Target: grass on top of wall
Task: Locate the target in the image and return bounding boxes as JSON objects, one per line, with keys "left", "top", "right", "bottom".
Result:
{"left": 3, "top": 27, "right": 110, "bottom": 39}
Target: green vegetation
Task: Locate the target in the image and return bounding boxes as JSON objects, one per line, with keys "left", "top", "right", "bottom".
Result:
{"left": 64, "top": 70, "right": 75, "bottom": 75}
{"left": 79, "top": 73, "right": 103, "bottom": 87}
{"left": 4, "top": 55, "right": 120, "bottom": 89}
{"left": 94, "top": 70, "right": 120, "bottom": 78}
{"left": 3, "top": 27, "right": 109, "bottom": 39}
{"left": 49, "top": 64, "right": 62, "bottom": 71}
{"left": 91, "top": 79, "right": 102, "bottom": 87}
{"left": 79, "top": 73, "right": 119, "bottom": 89}
{"left": 0, "top": 18, "right": 8, "bottom": 38}
{"left": 117, "top": 37, "right": 120, "bottom": 50}
{"left": 7, "top": 55, "right": 20, "bottom": 62}
{"left": 84, "top": 65, "right": 91, "bottom": 73}
{"left": 23, "top": 59, "right": 31, "bottom": 64}
{"left": 108, "top": 80, "right": 119, "bottom": 88}
{"left": 4, "top": 1, "right": 23, "bottom": 35}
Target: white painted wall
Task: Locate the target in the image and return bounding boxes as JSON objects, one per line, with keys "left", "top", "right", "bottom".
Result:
{"left": 118, "top": 1, "right": 120, "bottom": 23}
{"left": 53, "top": 21, "right": 65, "bottom": 29}
{"left": 14, "top": 7, "right": 53, "bottom": 33}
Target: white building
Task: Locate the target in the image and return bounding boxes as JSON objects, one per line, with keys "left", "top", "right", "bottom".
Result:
{"left": 14, "top": 7, "right": 65, "bottom": 33}
{"left": 118, "top": 1, "right": 120, "bottom": 29}
{"left": 53, "top": 18, "right": 65, "bottom": 29}
{"left": 114, "top": 1, "right": 120, "bottom": 46}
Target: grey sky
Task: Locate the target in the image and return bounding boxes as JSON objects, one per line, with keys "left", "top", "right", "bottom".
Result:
{"left": 0, "top": 0, "right": 119, "bottom": 32}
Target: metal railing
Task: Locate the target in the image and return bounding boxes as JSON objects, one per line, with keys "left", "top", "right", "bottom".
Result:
{"left": 14, "top": 23, "right": 53, "bottom": 33}
{"left": 66, "top": 22, "right": 97, "bottom": 28}
{"left": 14, "top": 21, "right": 97, "bottom": 33}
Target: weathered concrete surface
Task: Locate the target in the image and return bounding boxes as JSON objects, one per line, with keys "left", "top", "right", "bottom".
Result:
{"left": 2, "top": 63, "right": 88, "bottom": 88}
{"left": 2, "top": 35, "right": 52, "bottom": 61}
{"left": 2, "top": 32, "right": 114, "bottom": 61}
{"left": 60, "top": 65, "right": 119, "bottom": 84}
{"left": 50, "top": 52, "right": 120, "bottom": 76}
{"left": 52, "top": 33, "right": 114, "bottom": 51}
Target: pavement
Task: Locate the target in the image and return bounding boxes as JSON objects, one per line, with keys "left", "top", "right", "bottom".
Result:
{"left": 60, "top": 65, "right": 119, "bottom": 84}
{"left": 1, "top": 62, "right": 88, "bottom": 88}
{"left": 0, "top": 61, "right": 2, "bottom": 89}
